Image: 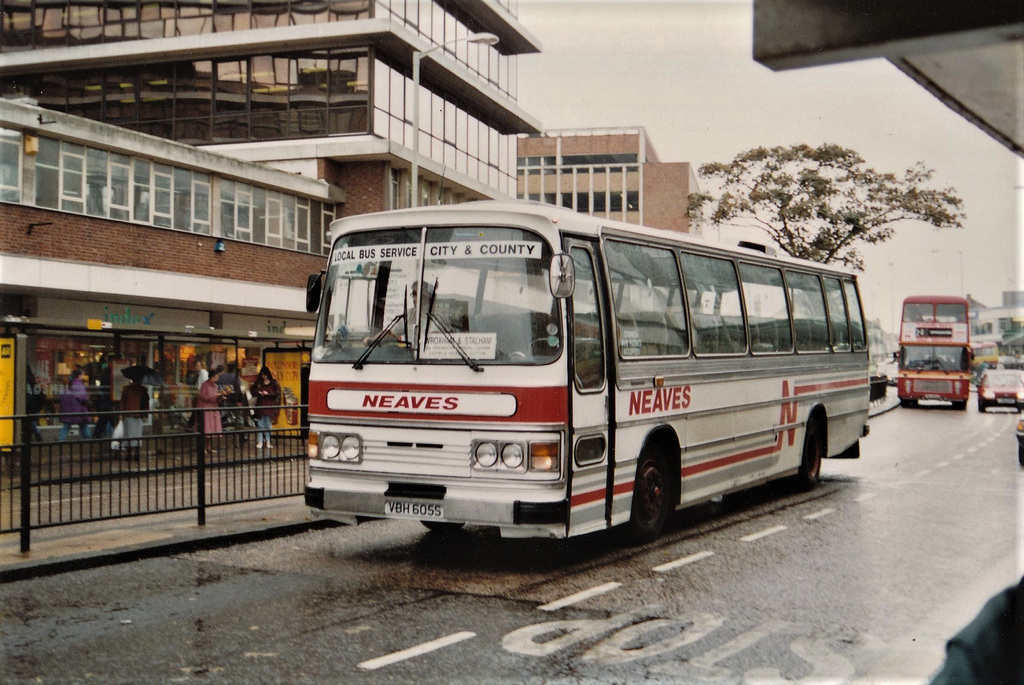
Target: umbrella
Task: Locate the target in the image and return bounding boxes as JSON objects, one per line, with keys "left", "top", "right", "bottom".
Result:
{"left": 121, "top": 365, "right": 162, "bottom": 386}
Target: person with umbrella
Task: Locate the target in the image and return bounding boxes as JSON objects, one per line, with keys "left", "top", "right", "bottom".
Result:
{"left": 120, "top": 366, "right": 151, "bottom": 461}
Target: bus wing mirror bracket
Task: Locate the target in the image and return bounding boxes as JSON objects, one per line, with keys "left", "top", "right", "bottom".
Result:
{"left": 306, "top": 271, "right": 324, "bottom": 313}
{"left": 549, "top": 253, "right": 575, "bottom": 299}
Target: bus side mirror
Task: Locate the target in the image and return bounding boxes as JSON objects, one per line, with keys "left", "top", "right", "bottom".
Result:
{"left": 306, "top": 271, "right": 324, "bottom": 313}
{"left": 549, "top": 253, "right": 575, "bottom": 299}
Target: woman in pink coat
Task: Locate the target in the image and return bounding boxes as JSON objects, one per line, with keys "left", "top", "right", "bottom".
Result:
{"left": 197, "top": 365, "right": 225, "bottom": 454}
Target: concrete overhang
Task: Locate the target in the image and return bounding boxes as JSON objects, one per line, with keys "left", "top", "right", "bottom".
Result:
{"left": 448, "top": 0, "right": 542, "bottom": 55}
{"left": 753, "top": 0, "right": 1024, "bottom": 157}
{"left": 0, "top": 18, "right": 541, "bottom": 135}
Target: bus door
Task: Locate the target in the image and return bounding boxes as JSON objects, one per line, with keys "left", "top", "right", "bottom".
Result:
{"left": 565, "top": 239, "right": 613, "bottom": 536}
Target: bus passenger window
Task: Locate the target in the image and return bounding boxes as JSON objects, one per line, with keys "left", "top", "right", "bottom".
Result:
{"left": 570, "top": 247, "right": 605, "bottom": 390}
{"left": 787, "top": 272, "right": 830, "bottom": 352}
{"left": 824, "top": 277, "right": 851, "bottom": 352}
{"left": 739, "top": 263, "right": 793, "bottom": 353}
{"left": 680, "top": 252, "right": 747, "bottom": 355}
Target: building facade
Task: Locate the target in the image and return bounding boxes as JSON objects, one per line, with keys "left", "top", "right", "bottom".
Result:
{"left": 0, "top": 1, "right": 542, "bottom": 431}
{"left": 517, "top": 127, "right": 699, "bottom": 233}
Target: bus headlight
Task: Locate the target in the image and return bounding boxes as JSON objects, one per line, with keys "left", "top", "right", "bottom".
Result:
{"left": 475, "top": 442, "right": 498, "bottom": 468}
{"left": 501, "top": 443, "right": 524, "bottom": 469}
{"left": 320, "top": 434, "right": 342, "bottom": 460}
{"left": 341, "top": 435, "right": 362, "bottom": 462}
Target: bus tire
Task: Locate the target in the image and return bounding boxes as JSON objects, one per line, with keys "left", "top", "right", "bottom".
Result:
{"left": 622, "top": 448, "right": 671, "bottom": 544}
{"left": 421, "top": 521, "right": 465, "bottom": 534}
{"left": 795, "top": 419, "right": 824, "bottom": 492}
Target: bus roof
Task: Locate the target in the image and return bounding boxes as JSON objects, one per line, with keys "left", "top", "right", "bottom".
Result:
{"left": 901, "top": 295, "right": 969, "bottom": 305}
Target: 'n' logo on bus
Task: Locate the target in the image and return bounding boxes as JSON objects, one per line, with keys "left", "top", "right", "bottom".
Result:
{"left": 780, "top": 381, "right": 798, "bottom": 446}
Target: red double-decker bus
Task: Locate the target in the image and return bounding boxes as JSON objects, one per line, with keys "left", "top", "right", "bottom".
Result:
{"left": 897, "top": 295, "right": 971, "bottom": 410}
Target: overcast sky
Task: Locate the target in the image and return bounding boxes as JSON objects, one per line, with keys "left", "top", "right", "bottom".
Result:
{"left": 514, "top": 0, "right": 1022, "bottom": 335}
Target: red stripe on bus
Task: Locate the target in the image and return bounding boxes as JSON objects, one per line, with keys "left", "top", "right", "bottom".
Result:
{"left": 682, "top": 435, "right": 783, "bottom": 478}
{"left": 308, "top": 380, "right": 568, "bottom": 423}
{"left": 794, "top": 378, "right": 868, "bottom": 395}
{"left": 570, "top": 488, "right": 607, "bottom": 508}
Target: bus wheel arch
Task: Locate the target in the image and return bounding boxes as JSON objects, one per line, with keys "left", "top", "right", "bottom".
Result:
{"left": 795, "top": 407, "right": 827, "bottom": 492}
{"left": 621, "top": 427, "right": 680, "bottom": 545}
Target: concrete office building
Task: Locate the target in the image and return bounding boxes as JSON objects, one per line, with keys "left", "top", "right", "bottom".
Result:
{"left": 0, "top": 1, "right": 542, "bottom": 423}
{"left": 517, "top": 127, "right": 699, "bottom": 233}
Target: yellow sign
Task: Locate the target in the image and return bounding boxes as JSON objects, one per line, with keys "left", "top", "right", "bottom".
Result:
{"left": 263, "top": 349, "right": 308, "bottom": 429}
{"left": 0, "top": 338, "right": 14, "bottom": 446}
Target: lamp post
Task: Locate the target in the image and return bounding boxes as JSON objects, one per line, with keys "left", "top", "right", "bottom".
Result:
{"left": 410, "top": 32, "right": 498, "bottom": 207}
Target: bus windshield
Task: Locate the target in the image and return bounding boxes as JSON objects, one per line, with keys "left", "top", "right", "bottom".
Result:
{"left": 312, "top": 225, "right": 561, "bottom": 366}
{"left": 900, "top": 345, "right": 969, "bottom": 372}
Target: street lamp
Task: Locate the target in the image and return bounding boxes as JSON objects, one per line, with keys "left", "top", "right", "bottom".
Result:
{"left": 410, "top": 32, "right": 499, "bottom": 207}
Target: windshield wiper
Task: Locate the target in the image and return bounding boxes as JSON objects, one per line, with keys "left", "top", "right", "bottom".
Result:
{"left": 421, "top": 278, "right": 483, "bottom": 373}
{"left": 353, "top": 312, "right": 406, "bottom": 370}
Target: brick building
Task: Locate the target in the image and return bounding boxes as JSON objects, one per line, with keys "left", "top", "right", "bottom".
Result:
{"left": 517, "top": 127, "right": 699, "bottom": 233}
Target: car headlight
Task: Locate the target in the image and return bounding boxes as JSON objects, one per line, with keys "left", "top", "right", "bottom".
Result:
{"left": 982, "top": 390, "right": 995, "bottom": 399}
{"left": 475, "top": 442, "right": 498, "bottom": 467}
{"left": 501, "top": 443, "right": 524, "bottom": 469}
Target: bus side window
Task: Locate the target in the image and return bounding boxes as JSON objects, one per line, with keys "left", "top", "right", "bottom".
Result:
{"left": 570, "top": 246, "right": 605, "bottom": 390}
{"left": 680, "top": 252, "right": 747, "bottom": 355}
{"left": 738, "top": 263, "right": 793, "bottom": 354}
{"left": 823, "top": 277, "right": 851, "bottom": 352}
{"left": 843, "top": 280, "right": 867, "bottom": 351}
{"left": 787, "top": 271, "right": 830, "bottom": 352}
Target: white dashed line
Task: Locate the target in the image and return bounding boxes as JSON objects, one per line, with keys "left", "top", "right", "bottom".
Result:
{"left": 653, "top": 550, "right": 715, "bottom": 573}
{"left": 855, "top": 493, "right": 877, "bottom": 503}
{"left": 914, "top": 469, "right": 932, "bottom": 478}
{"left": 953, "top": 454, "right": 965, "bottom": 461}
{"left": 357, "top": 631, "right": 476, "bottom": 671}
{"left": 803, "top": 508, "right": 835, "bottom": 521}
{"left": 936, "top": 461, "right": 949, "bottom": 469}
{"left": 740, "top": 525, "right": 787, "bottom": 542}
{"left": 538, "top": 582, "right": 622, "bottom": 611}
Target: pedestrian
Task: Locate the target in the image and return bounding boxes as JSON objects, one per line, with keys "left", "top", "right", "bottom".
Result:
{"left": 119, "top": 375, "right": 150, "bottom": 461}
{"left": 58, "top": 368, "right": 93, "bottom": 441}
{"left": 218, "top": 361, "right": 247, "bottom": 443}
{"left": 251, "top": 365, "right": 281, "bottom": 450}
{"left": 197, "top": 365, "right": 225, "bottom": 456}
{"left": 94, "top": 356, "right": 116, "bottom": 439}
{"left": 186, "top": 358, "right": 208, "bottom": 431}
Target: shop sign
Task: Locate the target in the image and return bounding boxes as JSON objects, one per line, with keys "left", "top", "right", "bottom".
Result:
{"left": 0, "top": 338, "right": 13, "bottom": 446}
{"left": 263, "top": 349, "right": 309, "bottom": 429}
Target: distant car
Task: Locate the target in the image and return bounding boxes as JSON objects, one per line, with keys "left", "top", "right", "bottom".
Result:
{"left": 976, "top": 370, "right": 1024, "bottom": 412}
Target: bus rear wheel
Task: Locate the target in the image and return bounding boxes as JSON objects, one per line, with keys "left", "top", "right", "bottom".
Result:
{"left": 622, "top": 449, "right": 671, "bottom": 544}
{"left": 795, "top": 419, "right": 824, "bottom": 492}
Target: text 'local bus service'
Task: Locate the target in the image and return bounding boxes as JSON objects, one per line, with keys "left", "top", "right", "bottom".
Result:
{"left": 303, "top": 201, "right": 870, "bottom": 543}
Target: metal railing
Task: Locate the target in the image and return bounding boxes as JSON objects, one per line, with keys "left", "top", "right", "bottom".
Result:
{"left": 0, "top": 405, "right": 307, "bottom": 552}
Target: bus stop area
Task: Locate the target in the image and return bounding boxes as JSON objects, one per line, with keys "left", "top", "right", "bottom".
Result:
{"left": 0, "top": 394, "right": 900, "bottom": 584}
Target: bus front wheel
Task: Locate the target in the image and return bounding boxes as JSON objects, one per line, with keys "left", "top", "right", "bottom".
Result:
{"left": 622, "top": 448, "right": 671, "bottom": 544}
{"left": 795, "top": 419, "right": 824, "bottom": 492}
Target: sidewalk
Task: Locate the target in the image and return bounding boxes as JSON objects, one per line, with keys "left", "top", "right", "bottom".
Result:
{"left": 1, "top": 396, "right": 902, "bottom": 583}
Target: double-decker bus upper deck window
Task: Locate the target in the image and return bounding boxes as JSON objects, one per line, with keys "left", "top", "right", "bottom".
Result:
{"left": 823, "top": 277, "right": 852, "bottom": 352}
{"left": 312, "top": 226, "right": 559, "bottom": 365}
{"left": 605, "top": 240, "right": 688, "bottom": 358}
{"left": 787, "top": 271, "right": 830, "bottom": 353}
{"left": 680, "top": 252, "right": 746, "bottom": 355}
{"left": 738, "top": 263, "right": 793, "bottom": 354}
{"left": 843, "top": 280, "right": 867, "bottom": 351}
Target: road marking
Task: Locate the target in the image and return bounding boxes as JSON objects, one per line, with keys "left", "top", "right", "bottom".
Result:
{"left": 854, "top": 493, "right": 877, "bottom": 503}
{"left": 357, "top": 631, "right": 476, "bottom": 670}
{"left": 653, "top": 550, "right": 715, "bottom": 573}
{"left": 914, "top": 469, "right": 932, "bottom": 478}
{"left": 936, "top": 461, "right": 949, "bottom": 469}
{"left": 953, "top": 453, "right": 965, "bottom": 461}
{"left": 538, "top": 582, "right": 622, "bottom": 611}
{"left": 967, "top": 446, "right": 979, "bottom": 454}
{"left": 803, "top": 508, "right": 835, "bottom": 521}
{"left": 740, "top": 525, "right": 787, "bottom": 542}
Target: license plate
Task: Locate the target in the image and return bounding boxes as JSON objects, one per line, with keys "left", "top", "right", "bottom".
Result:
{"left": 384, "top": 499, "right": 444, "bottom": 520}
{"left": 998, "top": 398, "right": 1015, "bottom": 404}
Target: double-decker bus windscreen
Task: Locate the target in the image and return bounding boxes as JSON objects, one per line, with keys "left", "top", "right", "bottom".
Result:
{"left": 312, "top": 226, "right": 561, "bottom": 366}
{"left": 900, "top": 345, "right": 970, "bottom": 372}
